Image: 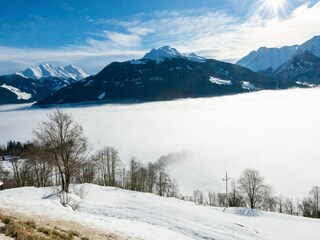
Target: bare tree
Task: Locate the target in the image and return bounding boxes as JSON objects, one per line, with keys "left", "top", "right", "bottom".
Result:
{"left": 309, "top": 185, "right": 320, "bottom": 217}
{"left": 299, "top": 198, "right": 313, "bottom": 217}
{"left": 93, "top": 147, "right": 121, "bottom": 187}
{"left": 208, "top": 192, "right": 217, "bottom": 206}
{"left": 228, "top": 179, "right": 245, "bottom": 207}
{"left": 238, "top": 168, "right": 264, "bottom": 209}
{"left": 129, "top": 157, "right": 141, "bottom": 191}
{"left": 283, "top": 198, "right": 294, "bottom": 215}
{"left": 260, "top": 184, "right": 277, "bottom": 212}
{"left": 10, "top": 157, "right": 23, "bottom": 187}
{"left": 193, "top": 189, "right": 204, "bottom": 205}
{"left": 217, "top": 192, "right": 226, "bottom": 207}
{"left": 23, "top": 142, "right": 53, "bottom": 187}
{"left": 33, "top": 109, "right": 88, "bottom": 206}
{"left": 0, "top": 163, "right": 10, "bottom": 190}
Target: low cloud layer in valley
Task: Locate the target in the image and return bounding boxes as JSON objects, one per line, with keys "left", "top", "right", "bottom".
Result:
{"left": 1, "top": 88, "right": 320, "bottom": 199}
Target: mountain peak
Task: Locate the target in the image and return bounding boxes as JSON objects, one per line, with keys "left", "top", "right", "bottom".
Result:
{"left": 142, "top": 46, "right": 185, "bottom": 62}
{"left": 142, "top": 46, "right": 206, "bottom": 63}
{"left": 16, "top": 63, "right": 88, "bottom": 81}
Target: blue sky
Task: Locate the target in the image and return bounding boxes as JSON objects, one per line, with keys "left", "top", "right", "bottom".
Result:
{"left": 0, "top": 0, "right": 319, "bottom": 74}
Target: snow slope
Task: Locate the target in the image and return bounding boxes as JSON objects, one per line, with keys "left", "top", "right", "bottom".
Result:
{"left": 209, "top": 76, "right": 232, "bottom": 85}
{"left": 0, "top": 184, "right": 319, "bottom": 240}
{"left": 0, "top": 84, "right": 32, "bottom": 100}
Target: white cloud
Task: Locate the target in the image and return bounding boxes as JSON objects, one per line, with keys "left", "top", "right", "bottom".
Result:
{"left": 0, "top": 1, "right": 319, "bottom": 74}
{"left": 0, "top": 45, "right": 144, "bottom": 75}
{"left": 117, "top": 1, "right": 320, "bottom": 62}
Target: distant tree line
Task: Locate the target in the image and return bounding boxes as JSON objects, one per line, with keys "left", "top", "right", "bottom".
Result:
{"left": 0, "top": 140, "right": 24, "bottom": 160}
{"left": 182, "top": 168, "right": 320, "bottom": 218}
{"left": 0, "top": 110, "right": 319, "bottom": 218}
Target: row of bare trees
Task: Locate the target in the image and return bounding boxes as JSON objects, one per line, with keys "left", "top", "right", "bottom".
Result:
{"left": 181, "top": 168, "right": 320, "bottom": 218}
{"left": 0, "top": 110, "right": 178, "bottom": 205}
{"left": 76, "top": 148, "right": 179, "bottom": 197}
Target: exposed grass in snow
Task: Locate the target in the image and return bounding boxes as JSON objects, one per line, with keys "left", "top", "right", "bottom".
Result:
{"left": 0, "top": 211, "right": 87, "bottom": 240}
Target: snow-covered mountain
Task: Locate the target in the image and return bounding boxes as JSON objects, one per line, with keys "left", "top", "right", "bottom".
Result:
{"left": 274, "top": 51, "right": 320, "bottom": 84}
{"left": 236, "top": 46, "right": 298, "bottom": 72}
{"left": 16, "top": 63, "right": 88, "bottom": 81}
{"left": 36, "top": 46, "right": 297, "bottom": 106}
{"left": 297, "top": 35, "right": 320, "bottom": 57}
{"left": 142, "top": 46, "right": 206, "bottom": 63}
{"left": 237, "top": 35, "right": 320, "bottom": 72}
{"left": 0, "top": 63, "right": 88, "bottom": 104}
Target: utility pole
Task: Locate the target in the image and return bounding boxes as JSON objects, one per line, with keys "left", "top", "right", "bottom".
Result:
{"left": 316, "top": 186, "right": 319, "bottom": 217}
{"left": 223, "top": 172, "right": 230, "bottom": 208}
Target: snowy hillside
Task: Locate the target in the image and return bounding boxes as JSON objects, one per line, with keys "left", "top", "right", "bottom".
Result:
{"left": 0, "top": 184, "right": 319, "bottom": 240}
{"left": 16, "top": 63, "right": 88, "bottom": 81}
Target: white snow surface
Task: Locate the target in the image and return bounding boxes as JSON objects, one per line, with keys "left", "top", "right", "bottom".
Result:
{"left": 16, "top": 63, "right": 88, "bottom": 81}
{"left": 209, "top": 76, "right": 232, "bottom": 85}
{"left": 142, "top": 46, "right": 206, "bottom": 63}
{"left": 2, "top": 88, "right": 320, "bottom": 199}
{"left": 0, "top": 184, "right": 319, "bottom": 240}
{"left": 0, "top": 84, "right": 32, "bottom": 100}
{"left": 242, "top": 81, "right": 257, "bottom": 90}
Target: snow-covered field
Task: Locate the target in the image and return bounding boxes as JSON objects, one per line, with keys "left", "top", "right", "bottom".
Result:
{"left": 1, "top": 88, "right": 320, "bottom": 199}
{"left": 0, "top": 184, "right": 319, "bottom": 240}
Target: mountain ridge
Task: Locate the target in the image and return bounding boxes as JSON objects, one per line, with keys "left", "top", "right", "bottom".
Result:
{"left": 15, "top": 63, "right": 88, "bottom": 81}
{"left": 0, "top": 63, "right": 89, "bottom": 104}
{"left": 34, "top": 46, "right": 296, "bottom": 106}
{"left": 237, "top": 35, "right": 320, "bottom": 72}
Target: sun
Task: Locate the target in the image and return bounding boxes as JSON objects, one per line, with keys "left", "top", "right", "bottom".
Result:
{"left": 262, "top": 0, "right": 287, "bottom": 16}
{"left": 265, "top": 0, "right": 284, "bottom": 9}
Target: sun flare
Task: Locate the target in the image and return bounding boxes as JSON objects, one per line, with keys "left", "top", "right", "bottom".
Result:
{"left": 263, "top": 0, "right": 287, "bottom": 16}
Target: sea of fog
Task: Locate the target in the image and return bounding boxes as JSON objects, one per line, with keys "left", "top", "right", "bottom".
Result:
{"left": 1, "top": 88, "right": 320, "bottom": 199}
